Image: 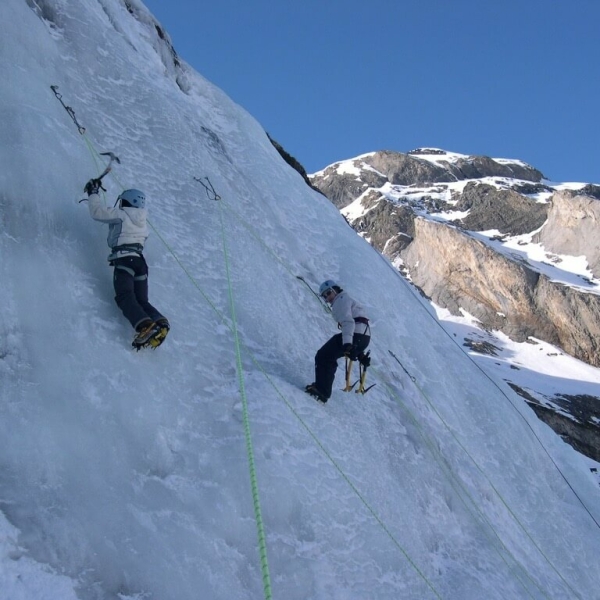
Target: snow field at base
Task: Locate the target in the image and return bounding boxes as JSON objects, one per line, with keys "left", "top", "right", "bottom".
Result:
{"left": 1, "top": 0, "right": 600, "bottom": 598}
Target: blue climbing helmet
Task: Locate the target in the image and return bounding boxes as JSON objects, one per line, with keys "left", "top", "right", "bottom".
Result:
{"left": 118, "top": 188, "right": 146, "bottom": 208}
{"left": 319, "top": 279, "right": 338, "bottom": 297}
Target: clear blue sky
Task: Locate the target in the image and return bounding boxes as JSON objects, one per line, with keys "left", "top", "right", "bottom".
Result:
{"left": 142, "top": 0, "right": 599, "bottom": 183}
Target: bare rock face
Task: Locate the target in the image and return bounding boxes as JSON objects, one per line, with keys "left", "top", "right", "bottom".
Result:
{"left": 510, "top": 386, "right": 600, "bottom": 462}
{"left": 534, "top": 190, "right": 600, "bottom": 278}
{"left": 448, "top": 154, "right": 544, "bottom": 182}
{"left": 352, "top": 190, "right": 415, "bottom": 253}
{"left": 454, "top": 183, "right": 548, "bottom": 234}
{"left": 535, "top": 277, "right": 600, "bottom": 366}
{"left": 401, "top": 219, "right": 600, "bottom": 366}
{"left": 362, "top": 151, "right": 451, "bottom": 186}
{"left": 311, "top": 160, "right": 387, "bottom": 208}
{"left": 401, "top": 219, "right": 541, "bottom": 336}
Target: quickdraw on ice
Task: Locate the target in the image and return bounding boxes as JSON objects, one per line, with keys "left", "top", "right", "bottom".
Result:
{"left": 193, "top": 176, "right": 222, "bottom": 201}
{"left": 50, "top": 84, "right": 86, "bottom": 134}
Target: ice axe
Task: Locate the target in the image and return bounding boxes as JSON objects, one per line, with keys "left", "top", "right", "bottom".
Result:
{"left": 97, "top": 151, "right": 120, "bottom": 181}
{"left": 78, "top": 152, "right": 121, "bottom": 203}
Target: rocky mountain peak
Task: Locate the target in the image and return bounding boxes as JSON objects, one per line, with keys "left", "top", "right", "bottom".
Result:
{"left": 311, "top": 149, "right": 545, "bottom": 209}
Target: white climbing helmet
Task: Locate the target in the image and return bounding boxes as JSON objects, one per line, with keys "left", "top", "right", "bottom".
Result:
{"left": 319, "top": 279, "right": 338, "bottom": 297}
{"left": 118, "top": 188, "right": 146, "bottom": 208}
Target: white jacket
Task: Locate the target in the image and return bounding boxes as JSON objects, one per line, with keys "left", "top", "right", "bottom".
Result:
{"left": 87, "top": 193, "right": 149, "bottom": 260}
{"left": 330, "top": 291, "right": 369, "bottom": 345}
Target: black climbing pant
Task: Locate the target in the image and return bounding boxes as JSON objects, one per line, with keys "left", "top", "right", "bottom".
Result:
{"left": 314, "top": 332, "right": 370, "bottom": 399}
{"left": 112, "top": 255, "right": 165, "bottom": 329}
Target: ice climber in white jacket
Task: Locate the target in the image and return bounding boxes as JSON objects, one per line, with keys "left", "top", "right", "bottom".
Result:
{"left": 305, "top": 279, "right": 370, "bottom": 403}
{"left": 83, "top": 178, "right": 169, "bottom": 349}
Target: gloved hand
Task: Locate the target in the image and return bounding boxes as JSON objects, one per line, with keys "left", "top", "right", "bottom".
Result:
{"left": 343, "top": 343, "right": 359, "bottom": 361}
{"left": 358, "top": 352, "right": 370, "bottom": 367}
{"left": 84, "top": 178, "right": 102, "bottom": 196}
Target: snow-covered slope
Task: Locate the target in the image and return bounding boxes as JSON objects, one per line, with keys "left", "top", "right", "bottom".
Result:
{"left": 1, "top": 1, "right": 600, "bottom": 599}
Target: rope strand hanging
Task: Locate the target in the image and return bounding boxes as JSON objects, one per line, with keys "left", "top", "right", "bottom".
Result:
{"left": 196, "top": 176, "right": 273, "bottom": 600}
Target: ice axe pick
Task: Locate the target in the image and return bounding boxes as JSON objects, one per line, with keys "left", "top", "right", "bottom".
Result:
{"left": 97, "top": 151, "right": 121, "bottom": 180}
